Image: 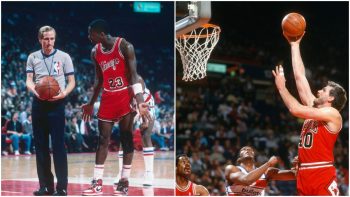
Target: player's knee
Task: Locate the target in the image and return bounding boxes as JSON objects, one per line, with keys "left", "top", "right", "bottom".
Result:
{"left": 120, "top": 132, "right": 134, "bottom": 154}
{"left": 141, "top": 129, "right": 152, "bottom": 141}
{"left": 98, "top": 134, "right": 110, "bottom": 147}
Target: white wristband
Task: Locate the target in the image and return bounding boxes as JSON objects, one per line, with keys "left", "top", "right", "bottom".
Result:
{"left": 132, "top": 83, "right": 143, "bottom": 95}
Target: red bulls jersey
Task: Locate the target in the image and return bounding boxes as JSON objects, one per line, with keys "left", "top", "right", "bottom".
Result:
{"left": 176, "top": 181, "right": 196, "bottom": 196}
{"left": 226, "top": 166, "right": 267, "bottom": 196}
{"left": 94, "top": 37, "right": 129, "bottom": 91}
{"left": 298, "top": 119, "right": 339, "bottom": 163}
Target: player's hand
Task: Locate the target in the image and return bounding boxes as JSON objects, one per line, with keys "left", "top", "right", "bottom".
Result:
{"left": 81, "top": 103, "right": 94, "bottom": 122}
{"left": 267, "top": 156, "right": 278, "bottom": 167}
{"left": 291, "top": 156, "right": 299, "bottom": 172}
{"left": 283, "top": 31, "right": 305, "bottom": 44}
{"left": 138, "top": 102, "right": 152, "bottom": 122}
{"left": 272, "top": 65, "right": 286, "bottom": 91}
{"left": 140, "top": 122, "right": 148, "bottom": 130}
{"left": 49, "top": 90, "right": 66, "bottom": 101}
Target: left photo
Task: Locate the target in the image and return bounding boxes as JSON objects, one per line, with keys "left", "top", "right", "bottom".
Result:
{"left": 1, "top": 1, "right": 174, "bottom": 196}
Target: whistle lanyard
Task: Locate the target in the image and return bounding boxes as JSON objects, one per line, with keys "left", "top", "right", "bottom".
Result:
{"left": 42, "top": 50, "right": 56, "bottom": 76}
{"left": 43, "top": 55, "right": 54, "bottom": 76}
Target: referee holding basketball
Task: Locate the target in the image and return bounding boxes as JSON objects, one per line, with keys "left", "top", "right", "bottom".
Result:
{"left": 26, "top": 26, "right": 75, "bottom": 196}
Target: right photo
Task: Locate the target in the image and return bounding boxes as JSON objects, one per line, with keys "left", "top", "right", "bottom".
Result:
{"left": 176, "top": 1, "right": 348, "bottom": 196}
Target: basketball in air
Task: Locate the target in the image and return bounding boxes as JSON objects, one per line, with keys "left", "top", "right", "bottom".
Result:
{"left": 282, "top": 13, "right": 306, "bottom": 40}
{"left": 35, "top": 76, "right": 60, "bottom": 100}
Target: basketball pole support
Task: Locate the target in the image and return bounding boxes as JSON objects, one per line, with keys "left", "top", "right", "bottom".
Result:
{"left": 175, "top": 1, "right": 211, "bottom": 37}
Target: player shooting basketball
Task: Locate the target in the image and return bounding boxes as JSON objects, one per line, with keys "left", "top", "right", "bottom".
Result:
{"left": 225, "top": 146, "right": 296, "bottom": 196}
{"left": 81, "top": 19, "right": 151, "bottom": 196}
{"left": 273, "top": 33, "right": 347, "bottom": 195}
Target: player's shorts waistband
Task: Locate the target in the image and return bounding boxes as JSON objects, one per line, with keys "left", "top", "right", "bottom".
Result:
{"left": 299, "top": 161, "right": 333, "bottom": 170}
{"left": 103, "top": 87, "right": 128, "bottom": 92}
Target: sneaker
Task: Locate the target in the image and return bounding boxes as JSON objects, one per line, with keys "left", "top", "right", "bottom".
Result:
{"left": 2, "top": 151, "right": 8, "bottom": 156}
{"left": 53, "top": 189, "right": 67, "bottom": 196}
{"left": 33, "top": 187, "right": 54, "bottom": 196}
{"left": 142, "top": 171, "right": 154, "bottom": 186}
{"left": 82, "top": 179, "right": 103, "bottom": 196}
{"left": 160, "top": 147, "right": 169, "bottom": 151}
{"left": 113, "top": 178, "right": 129, "bottom": 196}
{"left": 24, "top": 151, "right": 31, "bottom": 155}
{"left": 113, "top": 174, "right": 121, "bottom": 189}
{"left": 14, "top": 150, "right": 20, "bottom": 156}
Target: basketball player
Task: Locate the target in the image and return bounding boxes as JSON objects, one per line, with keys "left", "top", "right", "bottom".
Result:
{"left": 176, "top": 154, "right": 210, "bottom": 196}
{"left": 225, "top": 146, "right": 296, "bottom": 196}
{"left": 26, "top": 26, "right": 76, "bottom": 196}
{"left": 273, "top": 32, "right": 347, "bottom": 195}
{"left": 114, "top": 75, "right": 156, "bottom": 187}
{"left": 81, "top": 19, "right": 150, "bottom": 196}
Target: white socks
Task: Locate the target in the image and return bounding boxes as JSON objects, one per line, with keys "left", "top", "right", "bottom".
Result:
{"left": 93, "top": 164, "right": 104, "bottom": 180}
{"left": 143, "top": 147, "right": 154, "bottom": 173}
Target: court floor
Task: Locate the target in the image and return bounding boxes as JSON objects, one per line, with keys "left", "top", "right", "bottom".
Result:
{"left": 1, "top": 151, "right": 175, "bottom": 196}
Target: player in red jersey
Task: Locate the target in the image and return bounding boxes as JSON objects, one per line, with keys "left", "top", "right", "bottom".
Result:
{"left": 176, "top": 155, "right": 209, "bottom": 196}
{"left": 273, "top": 33, "right": 347, "bottom": 196}
{"left": 81, "top": 19, "right": 151, "bottom": 196}
{"left": 225, "top": 146, "right": 296, "bottom": 196}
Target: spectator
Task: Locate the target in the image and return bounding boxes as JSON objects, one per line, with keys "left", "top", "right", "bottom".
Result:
{"left": 6, "top": 112, "right": 31, "bottom": 155}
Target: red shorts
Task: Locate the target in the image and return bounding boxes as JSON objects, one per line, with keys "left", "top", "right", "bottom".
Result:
{"left": 97, "top": 88, "right": 134, "bottom": 122}
{"left": 297, "top": 165, "right": 339, "bottom": 196}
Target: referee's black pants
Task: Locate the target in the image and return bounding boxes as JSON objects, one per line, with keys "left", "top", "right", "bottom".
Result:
{"left": 32, "top": 98, "right": 68, "bottom": 190}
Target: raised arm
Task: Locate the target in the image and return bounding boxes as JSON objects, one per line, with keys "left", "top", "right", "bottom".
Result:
{"left": 284, "top": 32, "right": 315, "bottom": 106}
{"left": 273, "top": 65, "right": 342, "bottom": 133}
{"left": 225, "top": 156, "right": 277, "bottom": 186}
{"left": 82, "top": 49, "right": 103, "bottom": 122}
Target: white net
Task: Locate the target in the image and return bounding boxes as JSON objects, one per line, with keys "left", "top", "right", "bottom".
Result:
{"left": 176, "top": 24, "right": 221, "bottom": 81}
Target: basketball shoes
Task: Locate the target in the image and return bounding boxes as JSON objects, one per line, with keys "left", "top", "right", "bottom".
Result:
{"left": 113, "top": 178, "right": 129, "bottom": 196}
{"left": 82, "top": 179, "right": 103, "bottom": 196}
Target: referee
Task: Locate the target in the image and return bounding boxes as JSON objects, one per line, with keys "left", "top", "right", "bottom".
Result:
{"left": 26, "top": 26, "right": 75, "bottom": 196}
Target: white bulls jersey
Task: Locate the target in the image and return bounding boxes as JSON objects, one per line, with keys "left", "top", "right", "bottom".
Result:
{"left": 226, "top": 166, "right": 267, "bottom": 196}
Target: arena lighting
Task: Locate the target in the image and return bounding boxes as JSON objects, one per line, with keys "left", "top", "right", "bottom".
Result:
{"left": 134, "top": 2, "right": 161, "bottom": 13}
{"left": 207, "top": 62, "right": 227, "bottom": 74}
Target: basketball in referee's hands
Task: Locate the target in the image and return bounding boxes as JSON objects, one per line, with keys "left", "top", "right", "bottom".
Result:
{"left": 282, "top": 13, "right": 306, "bottom": 41}
{"left": 35, "top": 76, "right": 60, "bottom": 100}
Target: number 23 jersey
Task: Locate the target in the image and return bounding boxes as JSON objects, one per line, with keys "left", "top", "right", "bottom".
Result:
{"left": 94, "top": 37, "right": 129, "bottom": 91}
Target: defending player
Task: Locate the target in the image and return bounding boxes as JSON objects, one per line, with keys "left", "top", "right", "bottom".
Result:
{"left": 81, "top": 19, "right": 150, "bottom": 196}
{"left": 273, "top": 33, "right": 347, "bottom": 195}
{"left": 115, "top": 75, "right": 156, "bottom": 186}
{"left": 225, "top": 146, "right": 296, "bottom": 196}
{"left": 176, "top": 154, "right": 210, "bottom": 196}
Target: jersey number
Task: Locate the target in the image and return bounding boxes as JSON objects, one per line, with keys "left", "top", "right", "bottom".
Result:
{"left": 108, "top": 77, "right": 123, "bottom": 89}
{"left": 298, "top": 132, "right": 314, "bottom": 149}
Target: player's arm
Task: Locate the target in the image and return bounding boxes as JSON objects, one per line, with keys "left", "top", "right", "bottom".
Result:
{"left": 121, "top": 39, "right": 151, "bottom": 121}
{"left": 273, "top": 65, "right": 341, "bottom": 132}
{"left": 195, "top": 184, "right": 210, "bottom": 196}
{"left": 266, "top": 167, "right": 295, "bottom": 181}
{"left": 82, "top": 49, "right": 103, "bottom": 122}
{"left": 284, "top": 32, "right": 316, "bottom": 106}
{"left": 225, "top": 156, "right": 277, "bottom": 186}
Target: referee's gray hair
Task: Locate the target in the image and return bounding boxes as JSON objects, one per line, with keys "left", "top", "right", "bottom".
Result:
{"left": 38, "top": 26, "right": 56, "bottom": 39}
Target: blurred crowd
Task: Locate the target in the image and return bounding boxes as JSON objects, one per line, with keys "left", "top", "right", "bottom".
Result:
{"left": 2, "top": 2, "right": 174, "bottom": 156}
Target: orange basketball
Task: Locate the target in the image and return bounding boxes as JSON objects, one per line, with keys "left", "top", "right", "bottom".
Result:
{"left": 35, "top": 76, "right": 60, "bottom": 100}
{"left": 282, "top": 13, "right": 306, "bottom": 40}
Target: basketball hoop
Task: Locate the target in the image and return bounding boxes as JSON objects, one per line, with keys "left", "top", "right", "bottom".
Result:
{"left": 176, "top": 23, "right": 221, "bottom": 81}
